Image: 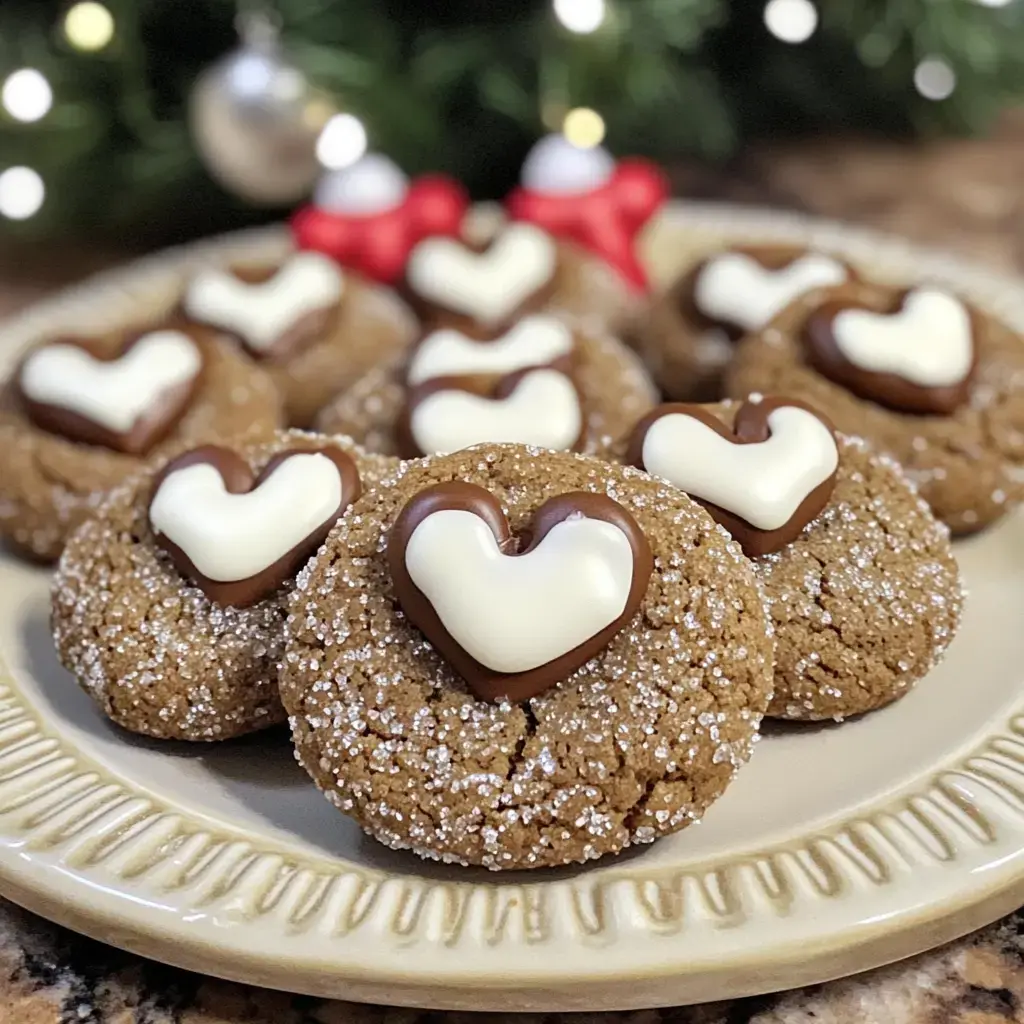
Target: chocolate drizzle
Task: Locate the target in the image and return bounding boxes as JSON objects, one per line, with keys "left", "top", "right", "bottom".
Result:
{"left": 387, "top": 482, "right": 653, "bottom": 701}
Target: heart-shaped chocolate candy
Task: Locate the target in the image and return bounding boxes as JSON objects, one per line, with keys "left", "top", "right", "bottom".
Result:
{"left": 405, "top": 314, "right": 575, "bottom": 385}
{"left": 803, "top": 287, "right": 975, "bottom": 415}
{"left": 18, "top": 329, "right": 204, "bottom": 456}
{"left": 387, "top": 482, "right": 653, "bottom": 701}
{"left": 687, "top": 247, "right": 851, "bottom": 336}
{"left": 183, "top": 252, "right": 345, "bottom": 362}
{"left": 397, "top": 367, "right": 584, "bottom": 457}
{"left": 149, "top": 444, "right": 361, "bottom": 607}
{"left": 404, "top": 224, "right": 557, "bottom": 327}
{"left": 627, "top": 397, "right": 838, "bottom": 556}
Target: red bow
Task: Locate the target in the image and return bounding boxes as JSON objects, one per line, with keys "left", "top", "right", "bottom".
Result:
{"left": 505, "top": 159, "right": 668, "bottom": 292}
{"left": 290, "top": 176, "right": 469, "bottom": 285}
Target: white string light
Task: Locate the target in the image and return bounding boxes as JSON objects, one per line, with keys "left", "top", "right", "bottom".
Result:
{"left": 64, "top": 2, "right": 116, "bottom": 52}
{"left": 2, "top": 69, "right": 53, "bottom": 123}
{"left": 562, "top": 107, "right": 605, "bottom": 149}
{"left": 914, "top": 58, "right": 956, "bottom": 100}
{"left": 553, "top": 0, "right": 606, "bottom": 34}
{"left": 763, "top": 0, "right": 818, "bottom": 44}
{"left": 0, "top": 167, "right": 45, "bottom": 220}
{"left": 316, "top": 113, "right": 368, "bottom": 169}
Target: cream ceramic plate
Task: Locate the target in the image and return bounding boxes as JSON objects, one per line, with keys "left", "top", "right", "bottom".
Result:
{"left": 1, "top": 204, "right": 1024, "bottom": 1012}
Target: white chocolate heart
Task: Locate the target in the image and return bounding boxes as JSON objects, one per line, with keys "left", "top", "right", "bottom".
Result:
{"left": 405, "top": 508, "right": 635, "bottom": 673}
{"left": 149, "top": 453, "right": 343, "bottom": 582}
{"left": 410, "top": 369, "right": 582, "bottom": 456}
{"left": 406, "top": 315, "right": 574, "bottom": 385}
{"left": 831, "top": 288, "right": 973, "bottom": 387}
{"left": 642, "top": 405, "right": 838, "bottom": 530}
{"left": 406, "top": 224, "right": 557, "bottom": 325}
{"left": 19, "top": 331, "right": 202, "bottom": 434}
{"left": 184, "top": 252, "right": 344, "bottom": 353}
{"left": 694, "top": 252, "right": 849, "bottom": 332}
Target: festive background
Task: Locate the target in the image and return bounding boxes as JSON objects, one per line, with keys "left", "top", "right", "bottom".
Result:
{"left": 2, "top": 0, "right": 1024, "bottom": 246}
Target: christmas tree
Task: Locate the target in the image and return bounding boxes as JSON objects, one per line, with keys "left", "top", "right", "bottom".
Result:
{"left": 1, "top": 0, "right": 1023, "bottom": 245}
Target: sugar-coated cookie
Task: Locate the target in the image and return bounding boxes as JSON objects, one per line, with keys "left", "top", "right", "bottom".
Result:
{"left": 52, "top": 431, "right": 396, "bottom": 741}
{"left": 182, "top": 251, "right": 416, "bottom": 428}
{"left": 621, "top": 397, "right": 963, "bottom": 721}
{"left": 316, "top": 314, "right": 657, "bottom": 457}
{"left": 726, "top": 281, "right": 1024, "bottom": 534}
{"left": 402, "top": 220, "right": 635, "bottom": 335}
{"left": 635, "top": 246, "right": 854, "bottom": 401}
{"left": 0, "top": 322, "right": 281, "bottom": 563}
{"left": 280, "top": 444, "right": 775, "bottom": 870}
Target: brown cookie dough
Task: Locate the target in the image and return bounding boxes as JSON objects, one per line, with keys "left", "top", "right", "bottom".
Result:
{"left": 182, "top": 257, "right": 417, "bottom": 428}
{"left": 725, "top": 281, "right": 1024, "bottom": 534}
{"left": 52, "top": 431, "right": 397, "bottom": 742}
{"left": 315, "top": 322, "right": 658, "bottom": 457}
{"left": 608, "top": 400, "right": 963, "bottom": 721}
{"left": 548, "top": 237, "right": 644, "bottom": 334}
{"left": 634, "top": 246, "right": 855, "bottom": 401}
{"left": 0, "top": 327, "right": 282, "bottom": 563}
{"left": 280, "top": 444, "right": 775, "bottom": 870}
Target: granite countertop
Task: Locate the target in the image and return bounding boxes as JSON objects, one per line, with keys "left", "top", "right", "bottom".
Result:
{"left": 3, "top": 899, "right": 1023, "bottom": 1023}
{"left": 5, "top": 118, "right": 1024, "bottom": 1022}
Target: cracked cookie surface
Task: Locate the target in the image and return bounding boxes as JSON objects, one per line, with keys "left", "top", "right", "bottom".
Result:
{"left": 607, "top": 401, "right": 964, "bottom": 722}
{"left": 52, "top": 431, "right": 396, "bottom": 742}
{"left": 280, "top": 444, "right": 774, "bottom": 870}
{"left": 754, "top": 432, "right": 962, "bottom": 721}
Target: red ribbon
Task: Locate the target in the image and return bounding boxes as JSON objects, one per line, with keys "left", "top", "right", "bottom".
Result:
{"left": 505, "top": 159, "right": 668, "bottom": 292}
{"left": 290, "top": 176, "right": 469, "bottom": 285}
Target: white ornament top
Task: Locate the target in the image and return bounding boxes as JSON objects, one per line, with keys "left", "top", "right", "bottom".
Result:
{"left": 149, "top": 453, "right": 343, "bottom": 582}
{"left": 642, "top": 405, "right": 839, "bottom": 531}
{"left": 406, "top": 315, "right": 574, "bottom": 385}
{"left": 520, "top": 134, "right": 615, "bottom": 194}
{"left": 19, "top": 331, "right": 202, "bottom": 433}
{"left": 405, "top": 224, "right": 557, "bottom": 326}
{"left": 831, "top": 288, "right": 974, "bottom": 387}
{"left": 184, "top": 252, "right": 345, "bottom": 354}
{"left": 313, "top": 153, "right": 409, "bottom": 215}
{"left": 410, "top": 369, "right": 582, "bottom": 456}
{"left": 694, "top": 252, "right": 849, "bottom": 332}
{"left": 405, "top": 508, "right": 634, "bottom": 673}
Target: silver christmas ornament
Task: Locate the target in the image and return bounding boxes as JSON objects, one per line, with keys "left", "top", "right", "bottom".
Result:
{"left": 189, "top": 7, "right": 327, "bottom": 205}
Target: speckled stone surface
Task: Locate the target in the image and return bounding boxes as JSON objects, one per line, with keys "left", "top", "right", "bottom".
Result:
{"left": 2, "top": 896, "right": 1024, "bottom": 1022}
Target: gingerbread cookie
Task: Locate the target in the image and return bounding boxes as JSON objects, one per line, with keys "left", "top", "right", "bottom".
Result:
{"left": 316, "top": 314, "right": 657, "bottom": 457}
{"left": 635, "top": 246, "right": 854, "bottom": 401}
{"left": 52, "top": 432, "right": 395, "bottom": 741}
{"left": 281, "top": 444, "right": 775, "bottom": 870}
{"left": 182, "top": 250, "right": 416, "bottom": 428}
{"left": 402, "top": 220, "right": 635, "bottom": 334}
{"left": 621, "top": 397, "right": 963, "bottom": 721}
{"left": 726, "top": 281, "right": 1024, "bottom": 534}
{"left": 0, "top": 323, "right": 281, "bottom": 563}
